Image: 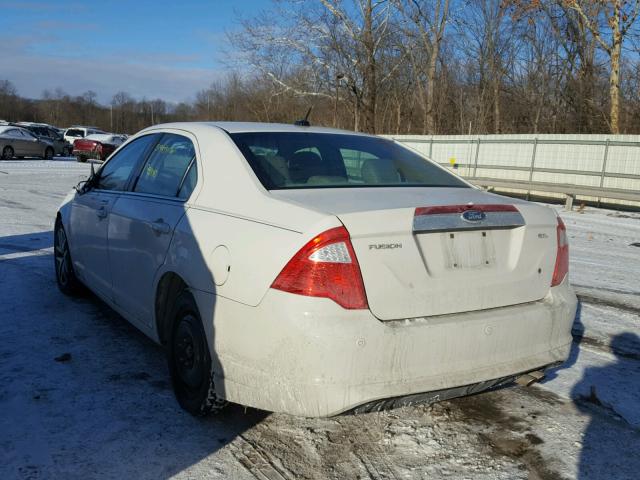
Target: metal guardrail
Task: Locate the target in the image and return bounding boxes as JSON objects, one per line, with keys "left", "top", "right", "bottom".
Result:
{"left": 390, "top": 136, "right": 640, "bottom": 209}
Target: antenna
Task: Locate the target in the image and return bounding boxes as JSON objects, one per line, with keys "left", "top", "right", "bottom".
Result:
{"left": 294, "top": 106, "right": 313, "bottom": 127}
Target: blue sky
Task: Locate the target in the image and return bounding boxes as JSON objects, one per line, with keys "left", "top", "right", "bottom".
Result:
{"left": 0, "top": 0, "right": 271, "bottom": 103}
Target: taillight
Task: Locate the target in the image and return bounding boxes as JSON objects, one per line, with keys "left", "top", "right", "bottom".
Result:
{"left": 551, "top": 217, "right": 569, "bottom": 287}
{"left": 271, "top": 226, "right": 368, "bottom": 309}
{"left": 94, "top": 143, "right": 102, "bottom": 154}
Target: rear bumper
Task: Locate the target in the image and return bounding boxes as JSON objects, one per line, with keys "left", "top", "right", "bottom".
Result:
{"left": 194, "top": 279, "right": 577, "bottom": 417}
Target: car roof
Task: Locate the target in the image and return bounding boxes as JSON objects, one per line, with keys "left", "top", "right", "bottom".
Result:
{"left": 17, "top": 122, "right": 50, "bottom": 127}
{"left": 0, "top": 125, "right": 28, "bottom": 133}
{"left": 144, "top": 121, "right": 374, "bottom": 137}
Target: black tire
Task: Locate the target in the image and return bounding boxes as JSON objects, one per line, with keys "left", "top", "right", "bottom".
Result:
{"left": 64, "top": 146, "right": 73, "bottom": 156}
{"left": 54, "top": 218, "right": 83, "bottom": 295}
{"left": 44, "top": 147, "right": 54, "bottom": 160}
{"left": 167, "top": 291, "right": 225, "bottom": 416}
{"left": 76, "top": 155, "right": 87, "bottom": 163}
{"left": 1, "top": 146, "right": 13, "bottom": 160}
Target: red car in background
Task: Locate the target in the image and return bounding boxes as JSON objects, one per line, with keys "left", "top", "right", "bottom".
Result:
{"left": 73, "top": 134, "right": 126, "bottom": 162}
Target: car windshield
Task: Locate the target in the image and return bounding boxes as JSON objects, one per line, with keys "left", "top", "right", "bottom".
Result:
{"left": 230, "top": 132, "right": 468, "bottom": 190}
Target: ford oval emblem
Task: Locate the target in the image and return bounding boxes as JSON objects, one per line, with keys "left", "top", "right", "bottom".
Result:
{"left": 462, "top": 210, "right": 486, "bottom": 222}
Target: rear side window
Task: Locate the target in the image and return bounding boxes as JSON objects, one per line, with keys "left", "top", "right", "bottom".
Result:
{"left": 97, "top": 134, "right": 158, "bottom": 191}
{"left": 230, "top": 132, "right": 468, "bottom": 190}
{"left": 134, "top": 133, "right": 197, "bottom": 198}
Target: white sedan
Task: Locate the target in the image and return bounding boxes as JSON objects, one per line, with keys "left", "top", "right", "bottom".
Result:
{"left": 55, "top": 122, "right": 577, "bottom": 417}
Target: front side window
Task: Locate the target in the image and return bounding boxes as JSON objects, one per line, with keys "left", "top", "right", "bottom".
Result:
{"left": 230, "top": 132, "right": 468, "bottom": 190}
{"left": 134, "top": 133, "right": 197, "bottom": 198}
{"left": 96, "top": 134, "right": 158, "bottom": 191}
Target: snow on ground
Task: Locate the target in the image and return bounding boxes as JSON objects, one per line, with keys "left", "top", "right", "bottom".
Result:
{"left": 538, "top": 205, "right": 640, "bottom": 431}
{"left": 0, "top": 159, "right": 639, "bottom": 479}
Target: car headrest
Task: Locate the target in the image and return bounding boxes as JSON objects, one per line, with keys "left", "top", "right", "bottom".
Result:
{"left": 360, "top": 158, "right": 399, "bottom": 184}
{"left": 289, "top": 151, "right": 325, "bottom": 183}
{"left": 266, "top": 154, "right": 290, "bottom": 182}
{"left": 254, "top": 154, "right": 290, "bottom": 187}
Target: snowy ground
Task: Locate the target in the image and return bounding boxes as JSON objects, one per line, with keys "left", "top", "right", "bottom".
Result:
{"left": 0, "top": 159, "right": 638, "bottom": 480}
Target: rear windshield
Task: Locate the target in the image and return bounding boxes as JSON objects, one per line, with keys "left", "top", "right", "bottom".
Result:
{"left": 230, "top": 132, "right": 468, "bottom": 190}
{"left": 66, "top": 129, "right": 84, "bottom": 137}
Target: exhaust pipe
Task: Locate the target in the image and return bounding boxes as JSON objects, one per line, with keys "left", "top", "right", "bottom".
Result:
{"left": 515, "top": 370, "right": 545, "bottom": 387}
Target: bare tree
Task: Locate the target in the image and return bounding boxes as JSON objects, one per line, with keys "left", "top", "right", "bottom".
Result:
{"left": 565, "top": 0, "right": 640, "bottom": 133}
{"left": 397, "top": 0, "right": 450, "bottom": 133}
{"left": 230, "top": 0, "right": 403, "bottom": 133}
{"left": 0, "top": 80, "right": 19, "bottom": 121}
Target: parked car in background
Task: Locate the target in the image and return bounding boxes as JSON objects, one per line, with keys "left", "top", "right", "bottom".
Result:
{"left": 54, "top": 122, "right": 577, "bottom": 417}
{"left": 63, "top": 126, "right": 105, "bottom": 145}
{"left": 73, "top": 134, "right": 126, "bottom": 162}
{"left": 17, "top": 122, "right": 73, "bottom": 156}
{"left": 0, "top": 125, "right": 55, "bottom": 159}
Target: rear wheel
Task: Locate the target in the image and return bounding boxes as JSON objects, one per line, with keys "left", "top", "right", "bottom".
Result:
{"left": 44, "top": 147, "right": 54, "bottom": 160}
{"left": 1, "top": 146, "right": 13, "bottom": 160}
{"left": 54, "top": 218, "right": 83, "bottom": 295}
{"left": 167, "top": 291, "right": 226, "bottom": 416}
{"left": 76, "top": 155, "right": 87, "bottom": 163}
{"left": 63, "top": 146, "right": 72, "bottom": 156}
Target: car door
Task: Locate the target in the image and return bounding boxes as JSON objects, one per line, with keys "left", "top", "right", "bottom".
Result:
{"left": 19, "top": 130, "right": 42, "bottom": 156}
{"left": 4, "top": 129, "right": 27, "bottom": 156}
{"left": 108, "top": 132, "right": 199, "bottom": 327}
{"left": 44, "top": 128, "right": 63, "bottom": 154}
{"left": 68, "top": 134, "right": 159, "bottom": 301}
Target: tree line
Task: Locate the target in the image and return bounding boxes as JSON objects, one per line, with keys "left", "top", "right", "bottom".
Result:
{"left": 2, "top": 0, "right": 640, "bottom": 135}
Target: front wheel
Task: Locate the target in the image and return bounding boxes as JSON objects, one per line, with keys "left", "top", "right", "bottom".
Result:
{"left": 76, "top": 155, "right": 87, "bottom": 163}
{"left": 54, "top": 218, "right": 83, "bottom": 295}
{"left": 1, "top": 146, "right": 13, "bottom": 160}
{"left": 167, "top": 291, "right": 226, "bottom": 416}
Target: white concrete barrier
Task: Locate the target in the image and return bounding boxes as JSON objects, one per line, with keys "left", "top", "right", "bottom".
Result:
{"left": 386, "top": 134, "right": 640, "bottom": 208}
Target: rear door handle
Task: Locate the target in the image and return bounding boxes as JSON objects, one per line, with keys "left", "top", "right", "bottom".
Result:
{"left": 151, "top": 221, "right": 171, "bottom": 235}
{"left": 96, "top": 206, "right": 107, "bottom": 219}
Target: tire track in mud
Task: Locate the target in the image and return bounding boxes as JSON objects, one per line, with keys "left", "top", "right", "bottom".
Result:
{"left": 574, "top": 295, "right": 640, "bottom": 360}
{"left": 572, "top": 332, "right": 640, "bottom": 362}
{"left": 228, "top": 398, "right": 540, "bottom": 480}
{"left": 577, "top": 294, "right": 640, "bottom": 316}
{"left": 350, "top": 415, "right": 401, "bottom": 480}
{"left": 445, "top": 388, "right": 569, "bottom": 480}
{"left": 229, "top": 435, "right": 292, "bottom": 480}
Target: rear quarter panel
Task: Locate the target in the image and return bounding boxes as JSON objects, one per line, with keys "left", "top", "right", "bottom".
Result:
{"left": 163, "top": 208, "right": 340, "bottom": 306}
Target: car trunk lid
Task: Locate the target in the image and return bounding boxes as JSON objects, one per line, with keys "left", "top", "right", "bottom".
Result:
{"left": 271, "top": 187, "right": 559, "bottom": 320}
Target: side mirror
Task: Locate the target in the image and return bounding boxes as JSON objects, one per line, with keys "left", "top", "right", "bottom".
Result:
{"left": 75, "top": 163, "right": 98, "bottom": 195}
